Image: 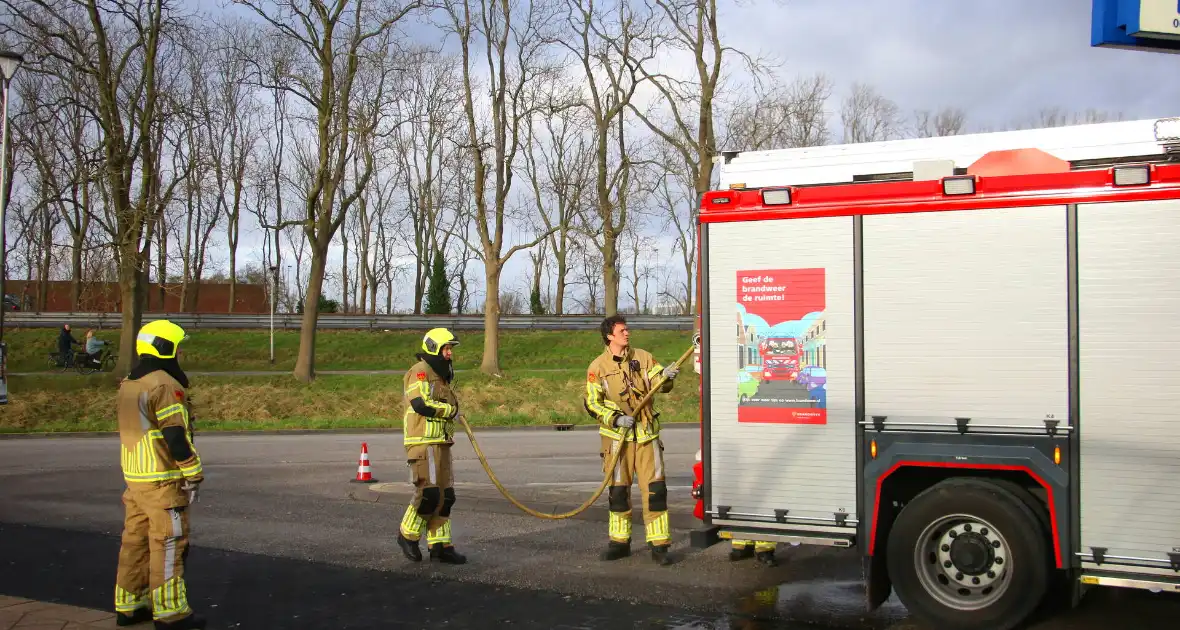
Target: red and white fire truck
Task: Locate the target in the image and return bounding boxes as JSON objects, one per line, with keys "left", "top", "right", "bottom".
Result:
{"left": 689, "top": 117, "right": 1180, "bottom": 630}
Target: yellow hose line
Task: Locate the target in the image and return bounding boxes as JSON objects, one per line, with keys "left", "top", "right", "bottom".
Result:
{"left": 456, "top": 344, "right": 697, "bottom": 520}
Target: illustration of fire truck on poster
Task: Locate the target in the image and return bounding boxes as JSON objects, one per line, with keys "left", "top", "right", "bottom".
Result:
{"left": 736, "top": 268, "right": 827, "bottom": 424}
{"left": 758, "top": 336, "right": 802, "bottom": 382}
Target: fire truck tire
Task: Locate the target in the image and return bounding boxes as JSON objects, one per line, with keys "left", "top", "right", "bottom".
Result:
{"left": 985, "top": 478, "right": 1052, "bottom": 544}
{"left": 886, "top": 478, "right": 1050, "bottom": 630}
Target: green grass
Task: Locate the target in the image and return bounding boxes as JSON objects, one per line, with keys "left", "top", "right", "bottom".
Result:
{"left": 0, "top": 370, "right": 699, "bottom": 434}
{"left": 3, "top": 327, "right": 692, "bottom": 373}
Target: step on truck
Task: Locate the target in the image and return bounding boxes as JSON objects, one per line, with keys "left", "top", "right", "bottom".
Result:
{"left": 688, "top": 117, "right": 1180, "bottom": 630}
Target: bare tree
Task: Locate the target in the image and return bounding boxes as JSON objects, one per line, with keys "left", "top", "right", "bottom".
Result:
{"left": 558, "top": 0, "right": 657, "bottom": 316}
{"left": 391, "top": 47, "right": 463, "bottom": 314}
{"left": 841, "top": 82, "right": 903, "bottom": 143}
{"left": 722, "top": 73, "right": 832, "bottom": 150}
{"left": 235, "top": 0, "right": 420, "bottom": 382}
{"left": 204, "top": 19, "right": 260, "bottom": 313}
{"left": 439, "top": 0, "right": 562, "bottom": 374}
{"left": 622, "top": 0, "right": 767, "bottom": 321}
{"left": 10, "top": 62, "right": 100, "bottom": 310}
{"left": 1006, "top": 107, "right": 1126, "bottom": 131}
{"left": 651, "top": 142, "right": 694, "bottom": 314}
{"left": 522, "top": 103, "right": 592, "bottom": 315}
{"left": 568, "top": 233, "right": 603, "bottom": 314}
{"left": 3, "top": 0, "right": 192, "bottom": 372}
{"left": 913, "top": 106, "right": 967, "bottom": 138}
{"left": 619, "top": 214, "right": 657, "bottom": 314}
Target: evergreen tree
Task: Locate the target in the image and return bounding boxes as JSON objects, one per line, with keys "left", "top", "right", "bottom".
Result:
{"left": 529, "top": 286, "right": 545, "bottom": 315}
{"left": 425, "top": 249, "right": 452, "bottom": 314}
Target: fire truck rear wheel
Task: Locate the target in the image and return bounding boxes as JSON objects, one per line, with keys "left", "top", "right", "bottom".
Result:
{"left": 886, "top": 478, "right": 1050, "bottom": 630}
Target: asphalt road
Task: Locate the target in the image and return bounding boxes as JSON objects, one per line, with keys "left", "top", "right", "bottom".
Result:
{"left": 1, "top": 427, "right": 1177, "bottom": 629}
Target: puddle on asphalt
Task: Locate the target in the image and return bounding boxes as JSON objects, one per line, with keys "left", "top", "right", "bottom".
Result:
{"left": 660, "top": 579, "right": 910, "bottom": 630}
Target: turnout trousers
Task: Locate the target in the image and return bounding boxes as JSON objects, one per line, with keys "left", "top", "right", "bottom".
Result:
{"left": 602, "top": 436, "right": 670, "bottom": 547}
{"left": 400, "top": 443, "right": 456, "bottom": 547}
{"left": 114, "top": 483, "right": 193, "bottom": 623}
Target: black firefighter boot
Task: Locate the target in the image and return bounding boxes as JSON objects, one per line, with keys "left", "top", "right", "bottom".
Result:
{"left": 600, "top": 540, "right": 631, "bottom": 561}
{"left": 729, "top": 545, "right": 755, "bottom": 562}
{"left": 154, "top": 614, "right": 207, "bottom": 630}
{"left": 397, "top": 533, "right": 423, "bottom": 562}
{"left": 651, "top": 544, "right": 673, "bottom": 566}
{"left": 429, "top": 543, "right": 468, "bottom": 564}
{"left": 116, "top": 608, "right": 152, "bottom": 626}
{"left": 755, "top": 549, "right": 778, "bottom": 567}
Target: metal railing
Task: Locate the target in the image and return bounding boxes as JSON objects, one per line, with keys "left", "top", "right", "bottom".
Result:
{"left": 0, "top": 312, "right": 695, "bottom": 331}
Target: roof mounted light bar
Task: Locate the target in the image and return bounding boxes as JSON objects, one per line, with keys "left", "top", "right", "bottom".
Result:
{"left": 1154, "top": 117, "right": 1180, "bottom": 142}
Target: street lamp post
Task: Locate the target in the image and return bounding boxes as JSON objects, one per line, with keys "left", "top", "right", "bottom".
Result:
{"left": 0, "top": 50, "right": 24, "bottom": 406}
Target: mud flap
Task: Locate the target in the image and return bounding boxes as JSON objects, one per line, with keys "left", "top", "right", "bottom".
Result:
{"left": 864, "top": 554, "right": 892, "bottom": 611}
{"left": 690, "top": 526, "right": 720, "bottom": 549}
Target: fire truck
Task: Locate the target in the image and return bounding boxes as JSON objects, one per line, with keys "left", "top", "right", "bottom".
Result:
{"left": 689, "top": 117, "right": 1180, "bottom": 630}
{"left": 758, "top": 337, "right": 802, "bottom": 381}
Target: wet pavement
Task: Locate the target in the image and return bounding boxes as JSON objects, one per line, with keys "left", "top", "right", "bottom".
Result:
{"left": 2, "top": 429, "right": 1179, "bottom": 629}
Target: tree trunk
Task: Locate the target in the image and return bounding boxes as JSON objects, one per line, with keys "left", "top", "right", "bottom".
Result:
{"left": 480, "top": 266, "right": 502, "bottom": 375}
{"left": 531, "top": 257, "right": 543, "bottom": 312}
{"left": 341, "top": 230, "right": 349, "bottom": 313}
{"left": 115, "top": 242, "right": 146, "bottom": 376}
{"left": 70, "top": 232, "right": 84, "bottom": 309}
{"left": 228, "top": 243, "right": 237, "bottom": 313}
{"left": 603, "top": 233, "right": 619, "bottom": 315}
{"left": 157, "top": 220, "right": 167, "bottom": 311}
{"left": 554, "top": 244, "right": 568, "bottom": 315}
{"left": 293, "top": 244, "right": 328, "bottom": 382}
{"left": 38, "top": 212, "right": 51, "bottom": 310}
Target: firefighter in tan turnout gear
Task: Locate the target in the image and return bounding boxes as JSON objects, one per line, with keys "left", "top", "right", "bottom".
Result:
{"left": 395, "top": 327, "right": 468, "bottom": 565}
{"left": 585, "top": 315, "right": 679, "bottom": 565}
{"left": 113, "top": 320, "right": 206, "bottom": 630}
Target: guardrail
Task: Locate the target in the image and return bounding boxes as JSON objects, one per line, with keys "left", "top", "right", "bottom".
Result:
{"left": 1, "top": 312, "right": 695, "bottom": 331}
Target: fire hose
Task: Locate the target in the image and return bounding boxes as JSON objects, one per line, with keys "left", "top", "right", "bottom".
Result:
{"left": 455, "top": 344, "right": 697, "bottom": 520}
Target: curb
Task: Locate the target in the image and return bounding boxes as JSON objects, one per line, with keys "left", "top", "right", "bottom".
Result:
{"left": 0, "top": 422, "right": 699, "bottom": 440}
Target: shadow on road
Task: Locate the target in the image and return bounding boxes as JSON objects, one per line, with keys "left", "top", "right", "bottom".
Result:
{"left": 0, "top": 521, "right": 809, "bottom": 630}
{"left": 4, "top": 520, "right": 1177, "bottom": 630}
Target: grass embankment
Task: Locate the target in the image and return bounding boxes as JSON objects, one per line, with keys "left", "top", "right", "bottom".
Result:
{"left": 0, "top": 328, "right": 699, "bottom": 433}
{"left": 2, "top": 327, "right": 690, "bottom": 373}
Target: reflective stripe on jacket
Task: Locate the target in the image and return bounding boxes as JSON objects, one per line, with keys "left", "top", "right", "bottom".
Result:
{"left": 584, "top": 346, "right": 673, "bottom": 444}
{"left": 402, "top": 360, "right": 457, "bottom": 446}
{"left": 117, "top": 371, "right": 202, "bottom": 484}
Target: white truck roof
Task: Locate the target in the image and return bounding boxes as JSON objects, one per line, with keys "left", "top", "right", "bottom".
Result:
{"left": 716, "top": 118, "right": 1180, "bottom": 189}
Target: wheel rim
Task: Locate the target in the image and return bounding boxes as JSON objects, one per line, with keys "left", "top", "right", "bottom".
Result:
{"left": 914, "top": 513, "right": 1011, "bottom": 611}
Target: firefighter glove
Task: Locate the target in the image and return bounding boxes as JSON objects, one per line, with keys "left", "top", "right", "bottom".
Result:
{"left": 662, "top": 366, "right": 679, "bottom": 380}
{"left": 614, "top": 415, "right": 636, "bottom": 429}
{"left": 182, "top": 479, "right": 201, "bottom": 504}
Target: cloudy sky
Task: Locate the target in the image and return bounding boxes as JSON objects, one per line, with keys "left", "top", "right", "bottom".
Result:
{"left": 728, "top": 0, "right": 1180, "bottom": 130}
{"left": 145, "top": 1, "right": 1180, "bottom": 311}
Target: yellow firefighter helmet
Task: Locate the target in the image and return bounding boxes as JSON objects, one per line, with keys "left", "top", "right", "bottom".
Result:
{"left": 422, "top": 327, "right": 459, "bottom": 356}
{"left": 136, "top": 319, "right": 188, "bottom": 359}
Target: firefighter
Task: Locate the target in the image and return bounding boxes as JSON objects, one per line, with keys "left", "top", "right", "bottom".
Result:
{"left": 113, "top": 320, "right": 206, "bottom": 629}
{"left": 729, "top": 539, "right": 778, "bottom": 566}
{"left": 395, "top": 327, "right": 467, "bottom": 565}
{"left": 585, "top": 314, "right": 679, "bottom": 565}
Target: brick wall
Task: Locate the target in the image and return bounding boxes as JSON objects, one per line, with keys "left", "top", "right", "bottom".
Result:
{"left": 5, "top": 280, "right": 269, "bottom": 313}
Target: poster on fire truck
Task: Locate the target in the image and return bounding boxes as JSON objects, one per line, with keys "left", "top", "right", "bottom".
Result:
{"left": 736, "top": 268, "right": 826, "bottom": 424}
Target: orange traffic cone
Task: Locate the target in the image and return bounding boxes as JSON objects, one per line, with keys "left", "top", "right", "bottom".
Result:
{"left": 351, "top": 442, "right": 377, "bottom": 483}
